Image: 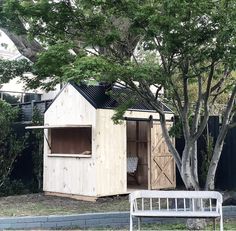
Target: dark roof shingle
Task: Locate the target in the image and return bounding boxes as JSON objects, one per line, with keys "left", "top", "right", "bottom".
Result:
{"left": 71, "top": 82, "right": 171, "bottom": 112}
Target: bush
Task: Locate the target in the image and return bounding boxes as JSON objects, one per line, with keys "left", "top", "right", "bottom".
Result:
{"left": 0, "top": 100, "right": 25, "bottom": 190}
{"left": 0, "top": 178, "right": 28, "bottom": 196}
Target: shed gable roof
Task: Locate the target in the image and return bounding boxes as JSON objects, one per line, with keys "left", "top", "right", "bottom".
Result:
{"left": 71, "top": 82, "right": 171, "bottom": 113}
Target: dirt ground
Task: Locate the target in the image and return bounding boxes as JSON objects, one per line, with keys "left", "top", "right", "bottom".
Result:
{"left": 0, "top": 193, "right": 130, "bottom": 217}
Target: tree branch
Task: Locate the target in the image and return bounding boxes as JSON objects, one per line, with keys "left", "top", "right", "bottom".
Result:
{"left": 191, "top": 76, "right": 202, "bottom": 135}
{"left": 181, "top": 57, "right": 191, "bottom": 141}
{"left": 154, "top": 84, "right": 163, "bottom": 100}
{"left": 169, "top": 77, "right": 183, "bottom": 113}
{"left": 0, "top": 28, "right": 43, "bottom": 62}
{"left": 192, "top": 60, "right": 215, "bottom": 141}
{"left": 159, "top": 113, "right": 182, "bottom": 171}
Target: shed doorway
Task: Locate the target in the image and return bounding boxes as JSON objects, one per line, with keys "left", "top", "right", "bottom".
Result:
{"left": 127, "top": 121, "right": 150, "bottom": 190}
{"left": 126, "top": 120, "right": 176, "bottom": 192}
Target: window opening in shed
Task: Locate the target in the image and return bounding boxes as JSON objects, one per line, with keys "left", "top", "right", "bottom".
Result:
{"left": 127, "top": 121, "right": 149, "bottom": 190}
{"left": 50, "top": 127, "right": 92, "bottom": 155}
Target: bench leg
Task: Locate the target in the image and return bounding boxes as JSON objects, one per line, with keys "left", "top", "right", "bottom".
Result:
{"left": 213, "top": 218, "right": 216, "bottom": 231}
{"left": 130, "top": 215, "right": 133, "bottom": 231}
{"left": 138, "top": 217, "right": 141, "bottom": 231}
{"left": 220, "top": 215, "right": 223, "bottom": 231}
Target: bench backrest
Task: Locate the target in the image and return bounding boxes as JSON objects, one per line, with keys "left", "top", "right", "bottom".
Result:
{"left": 129, "top": 190, "right": 223, "bottom": 213}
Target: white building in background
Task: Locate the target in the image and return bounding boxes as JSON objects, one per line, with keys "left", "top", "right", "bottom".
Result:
{"left": 0, "top": 49, "right": 43, "bottom": 102}
{"left": 0, "top": 33, "right": 60, "bottom": 102}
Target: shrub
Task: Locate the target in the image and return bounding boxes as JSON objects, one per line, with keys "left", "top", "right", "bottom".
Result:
{"left": 0, "top": 100, "right": 25, "bottom": 189}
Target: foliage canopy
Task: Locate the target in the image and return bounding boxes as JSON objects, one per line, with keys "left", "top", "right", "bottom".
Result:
{"left": 1, "top": 0, "right": 236, "bottom": 190}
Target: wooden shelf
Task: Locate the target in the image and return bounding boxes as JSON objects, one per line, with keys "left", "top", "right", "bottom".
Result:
{"left": 48, "top": 154, "right": 92, "bottom": 158}
{"left": 127, "top": 139, "right": 148, "bottom": 143}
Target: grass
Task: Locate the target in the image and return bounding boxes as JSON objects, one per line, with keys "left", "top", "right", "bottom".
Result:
{"left": 141, "top": 220, "right": 236, "bottom": 230}
{"left": 0, "top": 193, "right": 129, "bottom": 216}
{"left": 57, "top": 219, "right": 236, "bottom": 230}
{"left": 1, "top": 192, "right": 235, "bottom": 217}
{"left": 0, "top": 193, "right": 235, "bottom": 230}
{"left": 86, "top": 219, "right": 236, "bottom": 230}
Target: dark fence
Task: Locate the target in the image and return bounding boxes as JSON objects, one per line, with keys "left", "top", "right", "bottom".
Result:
{"left": 9, "top": 100, "right": 52, "bottom": 191}
{"left": 13, "top": 100, "right": 52, "bottom": 122}
{"left": 217, "top": 120, "right": 236, "bottom": 190}
{"left": 11, "top": 123, "right": 34, "bottom": 185}
{"left": 176, "top": 116, "right": 236, "bottom": 190}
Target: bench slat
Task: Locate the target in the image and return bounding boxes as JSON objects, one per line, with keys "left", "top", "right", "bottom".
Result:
{"left": 129, "top": 190, "right": 222, "bottom": 202}
{"left": 132, "top": 210, "right": 220, "bottom": 218}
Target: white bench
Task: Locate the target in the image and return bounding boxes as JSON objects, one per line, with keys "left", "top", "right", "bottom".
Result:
{"left": 129, "top": 190, "right": 223, "bottom": 231}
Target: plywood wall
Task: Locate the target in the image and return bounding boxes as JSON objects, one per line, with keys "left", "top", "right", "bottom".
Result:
{"left": 44, "top": 84, "right": 97, "bottom": 196}
{"left": 95, "top": 109, "right": 127, "bottom": 196}
{"left": 94, "top": 109, "right": 174, "bottom": 196}
{"left": 43, "top": 84, "right": 175, "bottom": 197}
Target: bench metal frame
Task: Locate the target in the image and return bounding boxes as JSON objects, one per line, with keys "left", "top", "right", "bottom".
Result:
{"left": 129, "top": 190, "right": 223, "bottom": 231}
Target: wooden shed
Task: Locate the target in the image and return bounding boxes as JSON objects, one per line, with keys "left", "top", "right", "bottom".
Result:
{"left": 29, "top": 82, "right": 176, "bottom": 201}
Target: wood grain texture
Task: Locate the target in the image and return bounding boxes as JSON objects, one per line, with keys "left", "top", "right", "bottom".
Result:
{"left": 44, "top": 84, "right": 97, "bottom": 196}
{"left": 150, "top": 122, "right": 176, "bottom": 189}
{"left": 44, "top": 191, "right": 97, "bottom": 202}
{"left": 95, "top": 109, "right": 127, "bottom": 196}
{"left": 43, "top": 83, "right": 175, "bottom": 198}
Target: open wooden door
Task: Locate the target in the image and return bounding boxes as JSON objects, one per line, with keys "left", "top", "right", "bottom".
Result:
{"left": 149, "top": 121, "right": 176, "bottom": 189}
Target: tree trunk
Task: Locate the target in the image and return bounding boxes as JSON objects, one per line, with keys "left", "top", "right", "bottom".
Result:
{"left": 159, "top": 113, "right": 182, "bottom": 171}
{"left": 0, "top": 28, "right": 43, "bottom": 62}
{"left": 191, "top": 141, "right": 199, "bottom": 186}
{"left": 181, "top": 143, "right": 200, "bottom": 190}
{"left": 205, "top": 128, "right": 227, "bottom": 190}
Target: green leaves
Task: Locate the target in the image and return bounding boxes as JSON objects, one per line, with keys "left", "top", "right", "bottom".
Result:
{"left": 62, "top": 54, "right": 165, "bottom": 87}
{"left": 0, "top": 59, "right": 31, "bottom": 84}
{"left": 26, "top": 42, "right": 75, "bottom": 89}
{"left": 1, "top": 0, "right": 235, "bottom": 110}
{"left": 0, "top": 100, "right": 24, "bottom": 188}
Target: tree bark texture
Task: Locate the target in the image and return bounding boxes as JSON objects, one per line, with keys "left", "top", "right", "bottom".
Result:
{"left": 1, "top": 28, "right": 43, "bottom": 62}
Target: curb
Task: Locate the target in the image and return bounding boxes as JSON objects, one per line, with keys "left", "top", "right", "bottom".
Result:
{"left": 0, "top": 206, "right": 235, "bottom": 230}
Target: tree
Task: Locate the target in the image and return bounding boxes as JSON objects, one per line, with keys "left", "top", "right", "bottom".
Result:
{"left": 0, "top": 0, "right": 43, "bottom": 62}
{"left": 0, "top": 100, "right": 24, "bottom": 188}
{"left": 3, "top": 0, "right": 236, "bottom": 190}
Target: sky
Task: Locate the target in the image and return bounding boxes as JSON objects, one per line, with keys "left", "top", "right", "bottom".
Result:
{"left": 0, "top": 30, "right": 19, "bottom": 53}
